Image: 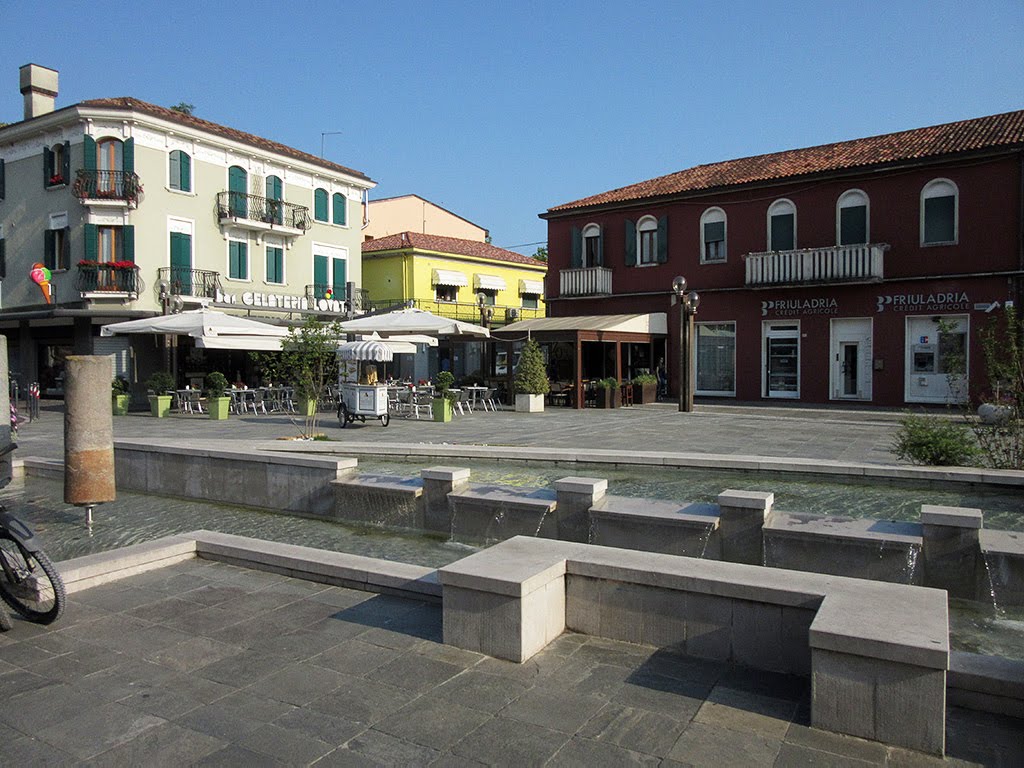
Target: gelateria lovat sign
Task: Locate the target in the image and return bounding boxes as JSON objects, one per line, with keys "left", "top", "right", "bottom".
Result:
{"left": 876, "top": 291, "right": 969, "bottom": 313}
{"left": 215, "top": 289, "right": 346, "bottom": 314}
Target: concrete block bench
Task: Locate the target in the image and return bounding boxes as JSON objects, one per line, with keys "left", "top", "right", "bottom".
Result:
{"left": 439, "top": 536, "right": 949, "bottom": 755}
{"left": 333, "top": 474, "right": 424, "bottom": 529}
{"left": 447, "top": 484, "right": 557, "bottom": 543}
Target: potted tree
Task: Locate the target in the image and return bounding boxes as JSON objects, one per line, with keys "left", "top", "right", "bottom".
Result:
{"left": 432, "top": 371, "right": 455, "bottom": 422}
{"left": 111, "top": 376, "right": 130, "bottom": 415}
{"left": 632, "top": 373, "right": 658, "bottom": 405}
{"left": 595, "top": 377, "right": 621, "bottom": 409}
{"left": 204, "top": 372, "right": 230, "bottom": 420}
{"left": 514, "top": 338, "right": 549, "bottom": 413}
{"left": 146, "top": 371, "right": 176, "bottom": 418}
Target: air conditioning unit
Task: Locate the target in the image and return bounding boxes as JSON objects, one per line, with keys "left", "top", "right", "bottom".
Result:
{"left": 505, "top": 308, "right": 520, "bottom": 321}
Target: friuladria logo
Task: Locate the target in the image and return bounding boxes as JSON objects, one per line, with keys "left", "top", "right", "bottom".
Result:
{"left": 876, "top": 292, "right": 968, "bottom": 313}
{"left": 761, "top": 298, "right": 838, "bottom": 317}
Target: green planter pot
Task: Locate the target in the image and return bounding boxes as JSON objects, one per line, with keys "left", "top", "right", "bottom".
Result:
{"left": 298, "top": 397, "right": 317, "bottom": 417}
{"left": 207, "top": 396, "right": 230, "bottom": 420}
{"left": 432, "top": 396, "right": 453, "bottom": 422}
{"left": 149, "top": 394, "right": 173, "bottom": 418}
{"left": 112, "top": 394, "right": 130, "bottom": 416}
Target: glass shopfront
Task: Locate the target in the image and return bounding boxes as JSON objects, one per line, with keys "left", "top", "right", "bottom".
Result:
{"left": 763, "top": 322, "right": 800, "bottom": 398}
{"left": 695, "top": 322, "right": 736, "bottom": 396}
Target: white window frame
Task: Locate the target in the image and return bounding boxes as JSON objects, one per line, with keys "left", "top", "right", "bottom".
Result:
{"left": 699, "top": 207, "right": 727, "bottom": 263}
{"left": 920, "top": 178, "right": 959, "bottom": 246}
{"left": 582, "top": 222, "right": 601, "bottom": 267}
{"left": 226, "top": 235, "right": 250, "bottom": 283}
{"left": 637, "top": 215, "right": 658, "bottom": 266}
{"left": 836, "top": 189, "right": 869, "bottom": 246}
{"left": 767, "top": 199, "right": 796, "bottom": 251}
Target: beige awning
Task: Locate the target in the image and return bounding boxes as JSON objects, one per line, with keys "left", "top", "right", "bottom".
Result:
{"left": 474, "top": 273, "right": 507, "bottom": 291}
{"left": 495, "top": 313, "right": 667, "bottom": 336}
{"left": 432, "top": 269, "right": 468, "bottom": 287}
{"left": 519, "top": 279, "right": 544, "bottom": 295}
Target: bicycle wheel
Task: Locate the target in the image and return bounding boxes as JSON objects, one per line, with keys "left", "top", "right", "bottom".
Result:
{"left": 0, "top": 533, "right": 65, "bottom": 624}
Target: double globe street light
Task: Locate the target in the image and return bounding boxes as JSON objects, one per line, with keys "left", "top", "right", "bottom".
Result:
{"left": 672, "top": 276, "right": 700, "bottom": 413}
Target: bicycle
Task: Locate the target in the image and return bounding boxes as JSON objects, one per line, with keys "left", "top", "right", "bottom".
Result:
{"left": 0, "top": 444, "right": 65, "bottom": 629}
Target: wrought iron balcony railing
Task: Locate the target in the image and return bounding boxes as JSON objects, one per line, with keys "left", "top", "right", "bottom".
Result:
{"left": 361, "top": 297, "right": 545, "bottom": 325}
{"left": 157, "top": 267, "right": 221, "bottom": 299}
{"left": 75, "top": 262, "right": 143, "bottom": 295}
{"left": 559, "top": 266, "right": 612, "bottom": 297}
{"left": 216, "top": 191, "right": 312, "bottom": 232}
{"left": 72, "top": 169, "right": 143, "bottom": 206}
{"left": 744, "top": 243, "right": 888, "bottom": 287}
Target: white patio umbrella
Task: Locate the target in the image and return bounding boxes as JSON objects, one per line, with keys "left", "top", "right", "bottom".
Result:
{"left": 100, "top": 309, "right": 290, "bottom": 351}
{"left": 335, "top": 308, "right": 490, "bottom": 338}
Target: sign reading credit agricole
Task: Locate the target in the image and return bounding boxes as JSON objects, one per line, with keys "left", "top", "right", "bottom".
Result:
{"left": 761, "top": 298, "right": 838, "bottom": 317}
{"left": 876, "top": 292, "right": 969, "bottom": 313}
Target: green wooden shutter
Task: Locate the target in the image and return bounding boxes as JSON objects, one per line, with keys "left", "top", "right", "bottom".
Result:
{"left": 83, "top": 135, "right": 97, "bottom": 171}
{"left": 181, "top": 152, "right": 191, "bottom": 192}
{"left": 770, "top": 214, "right": 794, "bottom": 251}
{"left": 332, "top": 258, "right": 346, "bottom": 293}
{"left": 61, "top": 141, "right": 71, "bottom": 180}
{"left": 61, "top": 227, "right": 71, "bottom": 270}
{"left": 624, "top": 220, "right": 637, "bottom": 266}
{"left": 596, "top": 225, "right": 604, "bottom": 266}
{"left": 333, "top": 193, "right": 346, "bottom": 225}
{"left": 44, "top": 230, "right": 56, "bottom": 270}
{"left": 924, "top": 196, "right": 955, "bottom": 243}
{"left": 169, "top": 151, "right": 180, "bottom": 190}
{"left": 314, "top": 189, "right": 328, "bottom": 221}
{"left": 170, "top": 232, "right": 192, "bottom": 295}
{"left": 266, "top": 175, "right": 282, "bottom": 200}
{"left": 313, "top": 254, "right": 328, "bottom": 294}
{"left": 570, "top": 227, "right": 582, "bottom": 268}
{"left": 228, "top": 166, "right": 247, "bottom": 217}
{"left": 657, "top": 216, "right": 669, "bottom": 263}
{"left": 839, "top": 205, "right": 867, "bottom": 245}
{"left": 43, "top": 146, "right": 53, "bottom": 185}
{"left": 84, "top": 223, "right": 98, "bottom": 261}
{"left": 122, "top": 225, "right": 135, "bottom": 263}
{"left": 122, "top": 138, "right": 134, "bottom": 173}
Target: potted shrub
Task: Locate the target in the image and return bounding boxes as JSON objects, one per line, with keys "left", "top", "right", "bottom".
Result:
{"left": 204, "top": 372, "right": 230, "bottom": 420}
{"left": 514, "top": 338, "right": 549, "bottom": 413}
{"left": 632, "top": 373, "right": 658, "bottom": 405}
{"left": 111, "top": 376, "right": 130, "bottom": 415}
{"left": 146, "top": 371, "right": 176, "bottom": 418}
{"left": 432, "top": 371, "right": 455, "bottom": 422}
{"left": 595, "top": 377, "right": 621, "bottom": 409}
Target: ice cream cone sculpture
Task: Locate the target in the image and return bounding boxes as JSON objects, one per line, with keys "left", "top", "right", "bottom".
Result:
{"left": 30, "top": 263, "right": 52, "bottom": 304}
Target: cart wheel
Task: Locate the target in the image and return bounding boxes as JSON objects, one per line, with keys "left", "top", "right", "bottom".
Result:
{"left": 380, "top": 413, "right": 390, "bottom": 427}
{"left": 359, "top": 415, "right": 366, "bottom": 423}
{"left": 339, "top": 404, "right": 349, "bottom": 428}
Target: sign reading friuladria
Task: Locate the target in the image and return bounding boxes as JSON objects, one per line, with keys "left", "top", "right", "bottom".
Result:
{"left": 762, "top": 298, "right": 838, "bottom": 316}
{"left": 876, "top": 292, "right": 969, "bottom": 313}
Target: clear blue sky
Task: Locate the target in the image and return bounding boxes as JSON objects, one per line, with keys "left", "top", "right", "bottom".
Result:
{"left": 4, "top": 1, "right": 1023, "bottom": 254}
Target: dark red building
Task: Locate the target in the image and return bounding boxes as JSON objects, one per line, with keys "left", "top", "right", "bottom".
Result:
{"left": 539, "top": 110, "right": 1024, "bottom": 407}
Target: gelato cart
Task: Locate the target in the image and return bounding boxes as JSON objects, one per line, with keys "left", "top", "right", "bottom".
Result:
{"left": 336, "top": 340, "right": 392, "bottom": 428}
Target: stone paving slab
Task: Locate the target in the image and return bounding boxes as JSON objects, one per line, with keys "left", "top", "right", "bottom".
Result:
{"left": 0, "top": 557, "right": 1019, "bottom": 766}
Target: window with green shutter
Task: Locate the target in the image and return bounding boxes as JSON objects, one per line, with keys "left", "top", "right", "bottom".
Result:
{"left": 314, "top": 188, "right": 328, "bottom": 222}
{"left": 839, "top": 205, "right": 867, "bottom": 245}
{"left": 313, "top": 253, "right": 329, "bottom": 297}
{"left": 169, "top": 150, "right": 191, "bottom": 192}
{"left": 229, "top": 240, "right": 249, "bottom": 280}
{"left": 332, "top": 193, "right": 347, "bottom": 226}
{"left": 332, "top": 257, "right": 346, "bottom": 295}
{"left": 768, "top": 199, "right": 796, "bottom": 251}
{"left": 266, "top": 246, "right": 284, "bottom": 284}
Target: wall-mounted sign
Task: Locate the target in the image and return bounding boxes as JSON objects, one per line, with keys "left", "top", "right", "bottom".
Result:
{"left": 30, "top": 263, "right": 52, "bottom": 304}
{"left": 876, "top": 292, "right": 969, "bottom": 313}
{"left": 215, "top": 289, "right": 346, "bottom": 314}
{"left": 761, "top": 298, "right": 838, "bottom": 317}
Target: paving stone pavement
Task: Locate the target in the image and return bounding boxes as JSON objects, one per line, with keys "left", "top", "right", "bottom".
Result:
{"left": 0, "top": 559, "right": 1019, "bottom": 766}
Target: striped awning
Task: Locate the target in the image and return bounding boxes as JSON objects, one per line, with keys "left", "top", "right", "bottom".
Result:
{"left": 432, "top": 269, "right": 468, "bottom": 287}
{"left": 519, "top": 279, "right": 544, "bottom": 295}
{"left": 336, "top": 340, "right": 395, "bottom": 362}
{"left": 474, "top": 273, "right": 507, "bottom": 291}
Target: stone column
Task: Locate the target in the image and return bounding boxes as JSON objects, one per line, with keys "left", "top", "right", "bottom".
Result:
{"left": 717, "top": 490, "right": 774, "bottom": 565}
{"left": 64, "top": 355, "right": 116, "bottom": 507}
{"left": 553, "top": 477, "right": 608, "bottom": 543}
{"left": 421, "top": 466, "right": 470, "bottom": 534}
{"left": 921, "top": 504, "right": 982, "bottom": 600}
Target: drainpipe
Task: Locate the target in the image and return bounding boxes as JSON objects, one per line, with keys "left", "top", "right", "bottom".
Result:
{"left": 361, "top": 190, "right": 370, "bottom": 229}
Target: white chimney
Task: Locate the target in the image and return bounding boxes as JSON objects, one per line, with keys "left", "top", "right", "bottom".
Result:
{"left": 19, "top": 63, "right": 59, "bottom": 120}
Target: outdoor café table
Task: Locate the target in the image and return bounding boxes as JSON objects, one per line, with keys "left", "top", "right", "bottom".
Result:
{"left": 176, "top": 389, "right": 203, "bottom": 414}
{"left": 464, "top": 385, "right": 488, "bottom": 410}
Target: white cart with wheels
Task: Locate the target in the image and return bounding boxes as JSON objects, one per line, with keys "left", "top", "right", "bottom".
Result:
{"left": 336, "top": 340, "right": 394, "bottom": 428}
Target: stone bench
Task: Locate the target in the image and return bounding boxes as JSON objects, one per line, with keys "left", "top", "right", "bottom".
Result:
{"left": 439, "top": 536, "right": 949, "bottom": 755}
{"left": 333, "top": 474, "right": 424, "bottom": 528}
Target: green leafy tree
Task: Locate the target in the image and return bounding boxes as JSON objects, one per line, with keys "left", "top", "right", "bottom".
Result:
{"left": 968, "top": 307, "right": 1024, "bottom": 468}
{"left": 169, "top": 102, "right": 195, "bottom": 116}
{"left": 514, "top": 338, "right": 550, "bottom": 395}
{"left": 532, "top": 246, "right": 548, "bottom": 263}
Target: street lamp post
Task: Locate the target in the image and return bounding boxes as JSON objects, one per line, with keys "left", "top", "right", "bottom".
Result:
{"left": 477, "top": 292, "right": 494, "bottom": 378}
{"left": 672, "top": 276, "right": 700, "bottom": 412}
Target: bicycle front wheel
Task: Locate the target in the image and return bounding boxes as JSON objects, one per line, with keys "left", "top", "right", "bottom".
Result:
{"left": 0, "top": 533, "right": 65, "bottom": 624}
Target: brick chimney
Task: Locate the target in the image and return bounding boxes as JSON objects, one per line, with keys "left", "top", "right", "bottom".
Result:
{"left": 19, "top": 63, "right": 59, "bottom": 120}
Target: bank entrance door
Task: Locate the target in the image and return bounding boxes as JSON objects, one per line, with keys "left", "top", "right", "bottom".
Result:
{"left": 763, "top": 322, "right": 800, "bottom": 398}
{"left": 830, "top": 318, "right": 872, "bottom": 400}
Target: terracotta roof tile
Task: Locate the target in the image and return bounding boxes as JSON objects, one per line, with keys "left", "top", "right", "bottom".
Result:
{"left": 547, "top": 109, "right": 1024, "bottom": 213}
{"left": 362, "top": 232, "right": 546, "bottom": 268}
{"left": 78, "top": 97, "right": 373, "bottom": 182}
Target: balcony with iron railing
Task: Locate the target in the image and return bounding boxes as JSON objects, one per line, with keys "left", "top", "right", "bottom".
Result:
{"left": 72, "top": 169, "right": 143, "bottom": 207}
{"left": 157, "top": 267, "right": 222, "bottom": 300}
{"left": 216, "top": 191, "right": 311, "bottom": 236}
{"left": 559, "top": 266, "right": 612, "bottom": 297}
{"left": 744, "top": 243, "right": 888, "bottom": 287}
{"left": 360, "top": 297, "right": 545, "bottom": 326}
{"left": 75, "top": 261, "right": 143, "bottom": 298}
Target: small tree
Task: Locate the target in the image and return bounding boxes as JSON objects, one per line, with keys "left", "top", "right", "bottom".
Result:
{"left": 970, "top": 307, "right": 1024, "bottom": 468}
{"left": 514, "top": 338, "right": 549, "bottom": 395}
{"left": 169, "top": 102, "right": 195, "bottom": 116}
{"left": 278, "top": 316, "right": 341, "bottom": 437}
{"left": 146, "top": 371, "right": 175, "bottom": 395}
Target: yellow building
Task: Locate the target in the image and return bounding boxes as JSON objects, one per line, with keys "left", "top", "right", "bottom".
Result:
{"left": 363, "top": 195, "right": 487, "bottom": 242}
{"left": 361, "top": 231, "right": 546, "bottom": 380}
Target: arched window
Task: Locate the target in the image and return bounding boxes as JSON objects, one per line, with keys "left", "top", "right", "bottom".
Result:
{"left": 97, "top": 138, "right": 124, "bottom": 195}
{"left": 265, "top": 175, "right": 283, "bottom": 224}
{"left": 228, "top": 165, "right": 248, "bottom": 217}
{"left": 637, "top": 215, "right": 659, "bottom": 265}
{"left": 265, "top": 175, "right": 282, "bottom": 200}
{"left": 836, "top": 190, "right": 868, "bottom": 245}
{"left": 767, "top": 199, "right": 796, "bottom": 251}
{"left": 700, "top": 208, "right": 727, "bottom": 263}
{"left": 582, "top": 223, "right": 602, "bottom": 267}
{"left": 314, "top": 188, "right": 329, "bottom": 222}
{"left": 169, "top": 150, "right": 191, "bottom": 192}
{"left": 332, "top": 192, "right": 347, "bottom": 226}
{"left": 921, "top": 179, "right": 958, "bottom": 245}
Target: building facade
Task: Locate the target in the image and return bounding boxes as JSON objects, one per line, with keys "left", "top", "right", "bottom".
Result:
{"left": 361, "top": 231, "right": 546, "bottom": 380}
{"left": 363, "top": 195, "right": 488, "bottom": 242}
{"left": 541, "top": 110, "right": 1024, "bottom": 407}
{"left": 0, "top": 64, "right": 375, "bottom": 393}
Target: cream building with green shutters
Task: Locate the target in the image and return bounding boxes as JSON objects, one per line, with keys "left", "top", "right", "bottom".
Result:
{"left": 0, "top": 64, "right": 374, "bottom": 393}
